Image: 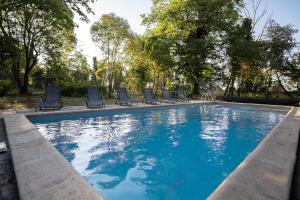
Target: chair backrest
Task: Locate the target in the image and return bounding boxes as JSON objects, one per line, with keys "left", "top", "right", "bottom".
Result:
{"left": 44, "top": 85, "right": 60, "bottom": 102}
{"left": 162, "top": 89, "right": 171, "bottom": 100}
{"left": 177, "top": 90, "right": 185, "bottom": 98}
{"left": 144, "top": 88, "right": 154, "bottom": 100}
{"left": 88, "top": 87, "right": 101, "bottom": 100}
{"left": 117, "top": 87, "right": 129, "bottom": 101}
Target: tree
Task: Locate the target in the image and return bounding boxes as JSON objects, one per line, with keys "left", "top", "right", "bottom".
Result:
{"left": 124, "top": 35, "right": 175, "bottom": 94}
{"left": 90, "top": 13, "right": 132, "bottom": 97}
{"left": 95, "top": 60, "right": 124, "bottom": 92}
{"left": 265, "top": 21, "right": 298, "bottom": 97}
{"left": 143, "top": 36, "right": 175, "bottom": 90}
{"left": 224, "top": 18, "right": 263, "bottom": 96}
{"left": 0, "top": 0, "right": 95, "bottom": 22}
{"left": 91, "top": 56, "right": 98, "bottom": 81}
{"left": 68, "top": 50, "right": 90, "bottom": 81}
{"left": 143, "top": 0, "right": 243, "bottom": 94}
{"left": 0, "top": 0, "right": 77, "bottom": 94}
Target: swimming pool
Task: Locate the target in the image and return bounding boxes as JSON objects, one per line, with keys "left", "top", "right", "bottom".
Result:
{"left": 29, "top": 103, "right": 287, "bottom": 200}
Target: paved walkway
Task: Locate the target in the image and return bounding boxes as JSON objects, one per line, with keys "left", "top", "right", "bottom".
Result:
{"left": 3, "top": 101, "right": 201, "bottom": 116}
{"left": 0, "top": 119, "right": 19, "bottom": 200}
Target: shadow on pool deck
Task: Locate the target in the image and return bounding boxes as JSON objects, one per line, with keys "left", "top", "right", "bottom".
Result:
{"left": 290, "top": 128, "right": 300, "bottom": 200}
{"left": 0, "top": 119, "right": 19, "bottom": 200}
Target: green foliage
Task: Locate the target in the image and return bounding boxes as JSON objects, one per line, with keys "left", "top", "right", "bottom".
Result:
{"left": 91, "top": 13, "right": 132, "bottom": 97}
{"left": 68, "top": 51, "right": 91, "bottom": 81}
{"left": 124, "top": 35, "right": 174, "bottom": 94}
{"left": 0, "top": 0, "right": 95, "bottom": 22}
{"left": 263, "top": 21, "right": 299, "bottom": 97}
{"left": 58, "top": 81, "right": 88, "bottom": 97}
{"left": 0, "top": 0, "right": 77, "bottom": 94}
{"left": 95, "top": 60, "right": 124, "bottom": 89}
{"left": 31, "top": 67, "right": 46, "bottom": 88}
{"left": 126, "top": 64, "right": 150, "bottom": 94}
{"left": 43, "top": 50, "right": 91, "bottom": 86}
{"left": 57, "top": 81, "right": 104, "bottom": 97}
{"left": 142, "top": 0, "right": 243, "bottom": 94}
{"left": 0, "top": 80, "right": 13, "bottom": 96}
{"left": 1, "top": 0, "right": 299, "bottom": 100}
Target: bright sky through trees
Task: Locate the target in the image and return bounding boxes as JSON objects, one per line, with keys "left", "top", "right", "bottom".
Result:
{"left": 74, "top": 0, "right": 300, "bottom": 65}
{"left": 74, "top": 0, "right": 152, "bottom": 65}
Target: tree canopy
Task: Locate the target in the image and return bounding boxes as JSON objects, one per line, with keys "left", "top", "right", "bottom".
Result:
{"left": 0, "top": 0, "right": 299, "bottom": 99}
{"left": 90, "top": 13, "right": 132, "bottom": 97}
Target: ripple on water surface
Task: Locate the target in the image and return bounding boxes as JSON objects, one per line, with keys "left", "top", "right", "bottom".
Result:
{"left": 30, "top": 104, "right": 287, "bottom": 200}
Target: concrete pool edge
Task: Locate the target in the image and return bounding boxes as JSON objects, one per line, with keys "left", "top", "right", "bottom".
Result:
{"left": 3, "top": 114, "right": 102, "bottom": 200}
{"left": 208, "top": 106, "right": 300, "bottom": 200}
{"left": 23, "top": 100, "right": 292, "bottom": 118}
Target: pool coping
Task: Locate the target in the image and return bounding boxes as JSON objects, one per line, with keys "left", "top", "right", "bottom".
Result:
{"left": 2, "top": 101, "right": 298, "bottom": 200}
{"left": 23, "top": 100, "right": 292, "bottom": 117}
{"left": 25, "top": 101, "right": 210, "bottom": 117}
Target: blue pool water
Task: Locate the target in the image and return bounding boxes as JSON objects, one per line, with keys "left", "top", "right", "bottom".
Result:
{"left": 29, "top": 104, "right": 287, "bottom": 200}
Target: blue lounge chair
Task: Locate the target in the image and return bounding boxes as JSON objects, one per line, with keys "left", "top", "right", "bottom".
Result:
{"left": 162, "top": 89, "right": 177, "bottom": 103}
{"left": 116, "top": 87, "right": 139, "bottom": 106}
{"left": 86, "top": 87, "right": 105, "bottom": 108}
{"left": 177, "top": 89, "right": 190, "bottom": 102}
{"left": 144, "top": 88, "right": 160, "bottom": 104}
{"left": 39, "top": 85, "right": 62, "bottom": 111}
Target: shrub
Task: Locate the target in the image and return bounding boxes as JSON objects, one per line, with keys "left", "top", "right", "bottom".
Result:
{"left": 56, "top": 81, "right": 88, "bottom": 97}
{"left": 57, "top": 81, "right": 106, "bottom": 97}
{"left": 0, "top": 80, "right": 12, "bottom": 96}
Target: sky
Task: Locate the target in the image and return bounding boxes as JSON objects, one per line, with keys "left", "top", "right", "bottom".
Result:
{"left": 74, "top": 0, "right": 152, "bottom": 66}
{"left": 74, "top": 0, "right": 300, "bottom": 66}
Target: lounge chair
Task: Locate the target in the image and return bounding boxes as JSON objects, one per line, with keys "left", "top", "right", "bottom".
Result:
{"left": 116, "top": 87, "right": 139, "bottom": 106}
{"left": 177, "top": 89, "right": 190, "bottom": 102}
{"left": 38, "top": 85, "right": 62, "bottom": 111}
{"left": 162, "top": 89, "right": 177, "bottom": 103}
{"left": 200, "top": 90, "right": 214, "bottom": 101}
{"left": 86, "top": 87, "right": 105, "bottom": 108}
{"left": 143, "top": 88, "right": 160, "bottom": 104}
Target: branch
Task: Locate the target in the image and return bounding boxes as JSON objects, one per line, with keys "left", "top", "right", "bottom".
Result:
{"left": 257, "top": 11, "right": 273, "bottom": 40}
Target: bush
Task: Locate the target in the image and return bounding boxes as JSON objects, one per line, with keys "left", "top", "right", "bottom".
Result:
{"left": 218, "top": 96, "right": 300, "bottom": 106}
{"left": 57, "top": 81, "right": 88, "bottom": 97}
{"left": 0, "top": 80, "right": 12, "bottom": 96}
{"left": 57, "top": 81, "right": 106, "bottom": 97}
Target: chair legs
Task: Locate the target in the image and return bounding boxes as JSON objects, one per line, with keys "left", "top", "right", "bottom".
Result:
{"left": 201, "top": 93, "right": 214, "bottom": 101}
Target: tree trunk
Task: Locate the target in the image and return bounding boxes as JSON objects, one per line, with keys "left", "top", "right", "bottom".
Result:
{"left": 108, "top": 80, "right": 113, "bottom": 98}
{"left": 229, "top": 76, "right": 236, "bottom": 96}
{"left": 276, "top": 72, "right": 293, "bottom": 98}
{"left": 21, "top": 70, "right": 30, "bottom": 95}
{"left": 11, "top": 61, "right": 26, "bottom": 95}
{"left": 192, "top": 81, "right": 200, "bottom": 95}
{"left": 224, "top": 78, "right": 231, "bottom": 96}
{"left": 19, "top": 84, "right": 28, "bottom": 95}
{"left": 192, "top": 74, "right": 201, "bottom": 95}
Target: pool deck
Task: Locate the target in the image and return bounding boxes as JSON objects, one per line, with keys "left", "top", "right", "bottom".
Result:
{"left": 290, "top": 137, "right": 300, "bottom": 200}
{"left": 0, "top": 101, "right": 299, "bottom": 200}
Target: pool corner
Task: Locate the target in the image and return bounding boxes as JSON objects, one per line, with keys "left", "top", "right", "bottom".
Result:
{"left": 3, "top": 114, "right": 103, "bottom": 200}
